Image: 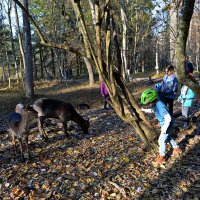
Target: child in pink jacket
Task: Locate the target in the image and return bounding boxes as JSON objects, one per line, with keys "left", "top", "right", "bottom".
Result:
{"left": 100, "top": 82, "right": 112, "bottom": 110}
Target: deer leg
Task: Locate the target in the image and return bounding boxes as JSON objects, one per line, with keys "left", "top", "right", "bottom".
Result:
{"left": 25, "top": 133, "right": 31, "bottom": 160}
{"left": 38, "top": 116, "right": 48, "bottom": 140}
{"left": 62, "top": 122, "right": 69, "bottom": 138}
{"left": 12, "top": 135, "right": 17, "bottom": 159}
{"left": 18, "top": 138, "right": 25, "bottom": 162}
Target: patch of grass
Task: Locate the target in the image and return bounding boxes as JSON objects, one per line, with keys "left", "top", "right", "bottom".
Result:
{"left": 0, "top": 74, "right": 161, "bottom": 115}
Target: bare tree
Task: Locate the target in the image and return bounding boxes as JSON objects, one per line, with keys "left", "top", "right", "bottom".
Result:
{"left": 14, "top": 2, "right": 25, "bottom": 85}
{"left": 7, "top": 0, "right": 19, "bottom": 83}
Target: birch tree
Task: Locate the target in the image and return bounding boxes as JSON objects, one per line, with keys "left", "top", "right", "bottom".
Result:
{"left": 7, "top": 0, "right": 19, "bottom": 83}
{"left": 120, "top": 0, "right": 128, "bottom": 80}
{"left": 169, "top": 0, "right": 179, "bottom": 66}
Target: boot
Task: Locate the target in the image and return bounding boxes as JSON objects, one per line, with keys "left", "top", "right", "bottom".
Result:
{"left": 152, "top": 155, "right": 165, "bottom": 165}
{"left": 182, "top": 117, "right": 190, "bottom": 128}
{"left": 172, "top": 148, "right": 182, "bottom": 157}
{"left": 183, "top": 120, "right": 189, "bottom": 128}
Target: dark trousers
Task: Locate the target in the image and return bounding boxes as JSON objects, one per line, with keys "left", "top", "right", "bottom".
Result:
{"left": 104, "top": 94, "right": 111, "bottom": 109}
{"left": 163, "top": 97, "right": 174, "bottom": 116}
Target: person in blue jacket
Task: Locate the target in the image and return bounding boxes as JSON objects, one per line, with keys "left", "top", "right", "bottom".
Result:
{"left": 177, "top": 84, "right": 195, "bottom": 128}
{"left": 154, "top": 83, "right": 165, "bottom": 103}
{"left": 185, "top": 56, "right": 194, "bottom": 75}
{"left": 141, "top": 89, "right": 182, "bottom": 165}
{"left": 160, "top": 65, "right": 178, "bottom": 116}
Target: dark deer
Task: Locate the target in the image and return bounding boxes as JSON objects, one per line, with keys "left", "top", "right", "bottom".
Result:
{"left": 8, "top": 104, "right": 31, "bottom": 162}
{"left": 29, "top": 98, "right": 90, "bottom": 139}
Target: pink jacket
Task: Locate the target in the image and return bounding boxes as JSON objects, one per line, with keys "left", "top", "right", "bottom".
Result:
{"left": 100, "top": 82, "right": 109, "bottom": 96}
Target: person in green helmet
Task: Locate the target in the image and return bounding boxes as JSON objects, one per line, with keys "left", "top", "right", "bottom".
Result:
{"left": 141, "top": 88, "right": 182, "bottom": 165}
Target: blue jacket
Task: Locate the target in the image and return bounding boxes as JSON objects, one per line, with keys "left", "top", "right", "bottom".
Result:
{"left": 178, "top": 85, "right": 195, "bottom": 107}
{"left": 153, "top": 100, "right": 170, "bottom": 127}
{"left": 161, "top": 74, "right": 178, "bottom": 99}
{"left": 185, "top": 61, "right": 194, "bottom": 74}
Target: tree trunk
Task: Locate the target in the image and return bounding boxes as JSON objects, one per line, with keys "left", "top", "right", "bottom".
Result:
{"left": 7, "top": 0, "right": 19, "bottom": 84}
{"left": 51, "top": 48, "right": 55, "bottom": 77}
{"left": 71, "top": 0, "right": 158, "bottom": 149}
{"left": 2, "top": 65, "right": 6, "bottom": 82}
{"left": 83, "top": 57, "right": 95, "bottom": 85}
{"left": 39, "top": 45, "right": 44, "bottom": 79}
{"left": 33, "top": 51, "right": 38, "bottom": 79}
{"left": 155, "top": 38, "right": 159, "bottom": 75}
{"left": 14, "top": 2, "right": 25, "bottom": 83}
{"left": 6, "top": 51, "right": 11, "bottom": 88}
{"left": 175, "top": 0, "right": 200, "bottom": 96}
{"left": 120, "top": 0, "right": 128, "bottom": 81}
{"left": 23, "top": 0, "right": 34, "bottom": 98}
{"left": 170, "top": 1, "right": 178, "bottom": 66}
{"left": 133, "top": 7, "right": 138, "bottom": 74}
{"left": 196, "top": 24, "right": 200, "bottom": 72}
{"left": 75, "top": 1, "right": 95, "bottom": 85}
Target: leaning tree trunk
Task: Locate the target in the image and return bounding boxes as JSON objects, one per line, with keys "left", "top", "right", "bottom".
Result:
{"left": 75, "top": 2, "right": 95, "bottom": 86}
{"left": 71, "top": 0, "right": 158, "bottom": 149}
{"left": 175, "top": 0, "right": 200, "bottom": 97}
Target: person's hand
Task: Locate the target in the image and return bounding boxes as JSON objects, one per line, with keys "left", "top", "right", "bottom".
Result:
{"left": 140, "top": 108, "right": 145, "bottom": 112}
{"left": 161, "top": 130, "right": 166, "bottom": 135}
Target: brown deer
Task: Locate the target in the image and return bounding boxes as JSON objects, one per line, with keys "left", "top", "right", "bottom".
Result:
{"left": 8, "top": 104, "right": 31, "bottom": 162}
{"left": 29, "top": 98, "right": 90, "bottom": 139}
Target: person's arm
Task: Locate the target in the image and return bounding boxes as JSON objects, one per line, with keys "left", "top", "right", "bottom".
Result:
{"left": 100, "top": 83, "right": 104, "bottom": 96}
{"left": 141, "top": 108, "right": 154, "bottom": 113}
{"left": 161, "top": 113, "right": 171, "bottom": 134}
{"left": 172, "top": 77, "right": 178, "bottom": 93}
{"left": 186, "top": 62, "right": 189, "bottom": 73}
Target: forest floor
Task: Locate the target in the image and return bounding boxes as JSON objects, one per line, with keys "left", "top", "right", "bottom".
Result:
{"left": 0, "top": 76, "right": 200, "bottom": 199}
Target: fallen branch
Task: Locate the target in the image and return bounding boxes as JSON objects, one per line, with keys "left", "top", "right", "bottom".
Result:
{"left": 108, "top": 180, "right": 127, "bottom": 198}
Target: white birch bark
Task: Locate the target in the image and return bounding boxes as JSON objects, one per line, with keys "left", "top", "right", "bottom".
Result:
{"left": 120, "top": 3, "right": 128, "bottom": 80}
{"left": 169, "top": 0, "right": 178, "bottom": 66}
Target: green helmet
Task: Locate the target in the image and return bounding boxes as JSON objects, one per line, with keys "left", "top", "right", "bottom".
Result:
{"left": 141, "top": 89, "right": 158, "bottom": 105}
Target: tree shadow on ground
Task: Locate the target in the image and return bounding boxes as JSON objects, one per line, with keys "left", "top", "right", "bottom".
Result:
{"left": 0, "top": 107, "right": 124, "bottom": 164}
{"left": 0, "top": 116, "right": 145, "bottom": 199}
{"left": 139, "top": 132, "right": 200, "bottom": 199}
